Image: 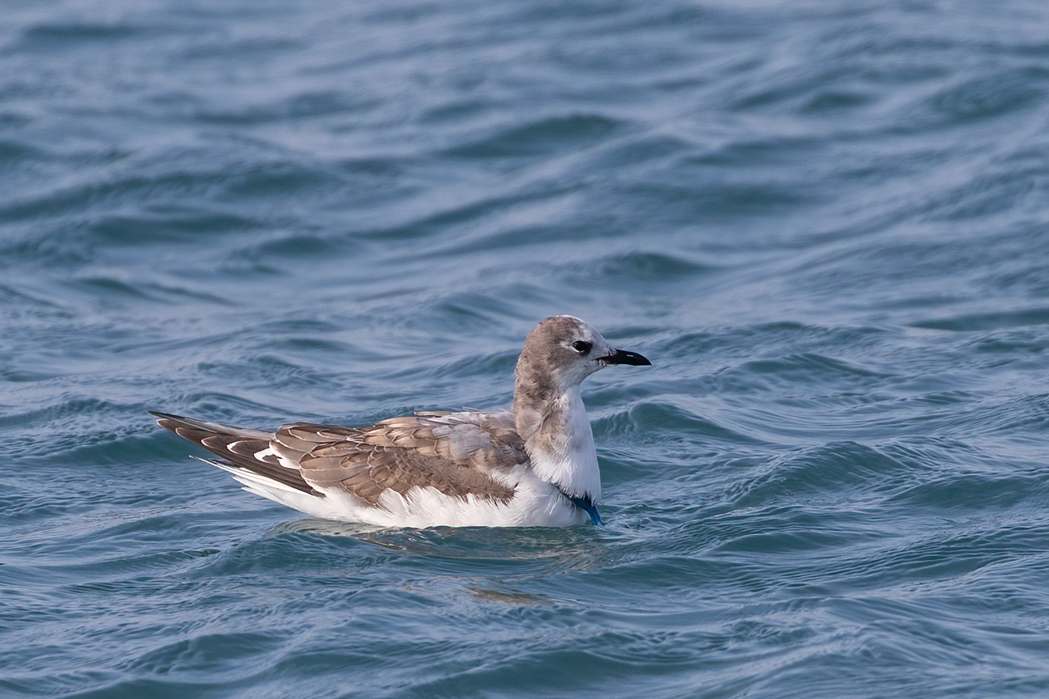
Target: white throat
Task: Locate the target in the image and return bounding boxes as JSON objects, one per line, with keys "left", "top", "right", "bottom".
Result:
{"left": 526, "top": 385, "right": 602, "bottom": 502}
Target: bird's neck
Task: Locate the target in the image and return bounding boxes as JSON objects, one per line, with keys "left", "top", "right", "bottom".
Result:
{"left": 513, "top": 382, "right": 601, "bottom": 502}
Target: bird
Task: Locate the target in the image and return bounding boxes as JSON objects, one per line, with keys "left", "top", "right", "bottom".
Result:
{"left": 152, "top": 315, "right": 650, "bottom": 528}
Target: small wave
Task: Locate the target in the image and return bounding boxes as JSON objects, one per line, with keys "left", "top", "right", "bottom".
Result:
{"left": 574, "top": 251, "right": 719, "bottom": 286}
{"left": 728, "top": 441, "right": 913, "bottom": 508}
{"left": 911, "top": 307, "right": 1049, "bottom": 332}
{"left": 442, "top": 113, "right": 623, "bottom": 159}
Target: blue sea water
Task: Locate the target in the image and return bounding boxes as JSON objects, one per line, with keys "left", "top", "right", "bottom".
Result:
{"left": 3, "top": 0, "right": 1049, "bottom": 696}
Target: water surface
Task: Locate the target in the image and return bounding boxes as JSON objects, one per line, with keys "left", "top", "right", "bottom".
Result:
{"left": 3, "top": 1, "right": 1049, "bottom": 697}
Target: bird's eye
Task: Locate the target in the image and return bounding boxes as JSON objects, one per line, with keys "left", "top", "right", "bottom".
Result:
{"left": 572, "top": 340, "right": 592, "bottom": 355}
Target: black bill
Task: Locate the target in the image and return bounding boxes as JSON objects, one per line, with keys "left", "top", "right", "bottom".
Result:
{"left": 601, "top": 348, "right": 651, "bottom": 366}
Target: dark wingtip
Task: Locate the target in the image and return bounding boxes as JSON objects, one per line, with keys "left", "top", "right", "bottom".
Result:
{"left": 150, "top": 411, "right": 188, "bottom": 431}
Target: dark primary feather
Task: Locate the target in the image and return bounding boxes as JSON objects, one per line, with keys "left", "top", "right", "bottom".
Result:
{"left": 151, "top": 412, "right": 319, "bottom": 495}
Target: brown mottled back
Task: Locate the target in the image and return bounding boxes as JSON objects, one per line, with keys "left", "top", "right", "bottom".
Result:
{"left": 271, "top": 412, "right": 524, "bottom": 504}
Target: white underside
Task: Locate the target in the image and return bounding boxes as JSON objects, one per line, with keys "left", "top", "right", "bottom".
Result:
{"left": 213, "top": 460, "right": 589, "bottom": 528}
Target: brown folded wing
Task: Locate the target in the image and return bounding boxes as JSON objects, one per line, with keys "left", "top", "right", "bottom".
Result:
{"left": 272, "top": 412, "right": 526, "bottom": 505}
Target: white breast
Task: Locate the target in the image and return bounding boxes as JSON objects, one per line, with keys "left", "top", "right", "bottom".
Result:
{"left": 527, "top": 386, "right": 602, "bottom": 502}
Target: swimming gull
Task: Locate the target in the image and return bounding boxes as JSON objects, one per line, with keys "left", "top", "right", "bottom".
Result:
{"left": 152, "top": 315, "right": 650, "bottom": 527}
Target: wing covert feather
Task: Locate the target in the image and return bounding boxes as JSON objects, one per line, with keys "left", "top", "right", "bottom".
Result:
{"left": 274, "top": 412, "right": 527, "bottom": 505}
